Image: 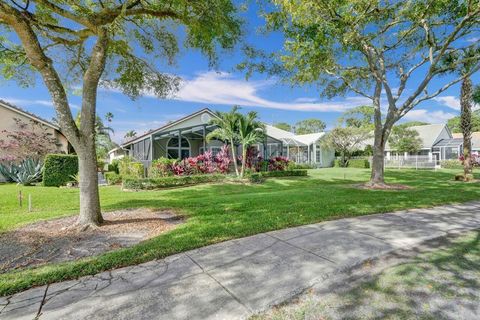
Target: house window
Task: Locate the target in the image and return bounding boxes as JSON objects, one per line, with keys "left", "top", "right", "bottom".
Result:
{"left": 167, "top": 137, "right": 190, "bottom": 159}
{"left": 199, "top": 146, "right": 222, "bottom": 157}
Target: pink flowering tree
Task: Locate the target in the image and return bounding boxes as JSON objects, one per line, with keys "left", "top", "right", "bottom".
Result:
{"left": 0, "top": 118, "right": 58, "bottom": 162}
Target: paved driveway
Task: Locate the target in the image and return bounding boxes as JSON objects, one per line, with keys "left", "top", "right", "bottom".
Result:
{"left": 2, "top": 201, "right": 480, "bottom": 320}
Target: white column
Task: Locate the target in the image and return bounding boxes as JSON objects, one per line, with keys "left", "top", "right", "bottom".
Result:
{"left": 307, "top": 145, "right": 311, "bottom": 164}
{"left": 386, "top": 151, "right": 391, "bottom": 160}
{"left": 313, "top": 144, "right": 317, "bottom": 164}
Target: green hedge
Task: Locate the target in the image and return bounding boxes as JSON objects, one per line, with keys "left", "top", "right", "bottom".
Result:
{"left": 104, "top": 172, "right": 122, "bottom": 185}
{"left": 248, "top": 173, "right": 265, "bottom": 183}
{"left": 42, "top": 154, "right": 78, "bottom": 187}
{"left": 248, "top": 169, "right": 308, "bottom": 183}
{"left": 123, "top": 174, "right": 226, "bottom": 190}
{"left": 262, "top": 169, "right": 308, "bottom": 177}
{"left": 334, "top": 159, "right": 370, "bottom": 168}
{"left": 348, "top": 159, "right": 370, "bottom": 168}
{"left": 441, "top": 160, "right": 463, "bottom": 169}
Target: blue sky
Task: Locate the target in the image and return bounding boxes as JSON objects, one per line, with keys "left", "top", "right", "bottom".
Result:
{"left": 0, "top": 3, "right": 476, "bottom": 143}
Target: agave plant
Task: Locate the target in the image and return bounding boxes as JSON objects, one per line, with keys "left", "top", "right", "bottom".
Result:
{"left": 0, "top": 162, "right": 18, "bottom": 182}
{"left": 0, "top": 159, "right": 43, "bottom": 186}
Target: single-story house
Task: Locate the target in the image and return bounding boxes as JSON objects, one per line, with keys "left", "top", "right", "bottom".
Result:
{"left": 0, "top": 99, "right": 71, "bottom": 156}
{"left": 452, "top": 132, "right": 480, "bottom": 152}
{"left": 115, "top": 108, "right": 334, "bottom": 168}
{"left": 0, "top": 99, "right": 72, "bottom": 181}
{"left": 385, "top": 124, "right": 463, "bottom": 162}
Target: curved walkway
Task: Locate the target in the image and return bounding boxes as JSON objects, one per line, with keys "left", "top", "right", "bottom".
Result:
{"left": 2, "top": 201, "right": 480, "bottom": 320}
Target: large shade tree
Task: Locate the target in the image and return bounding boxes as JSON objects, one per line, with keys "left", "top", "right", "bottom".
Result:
{"left": 0, "top": 0, "right": 241, "bottom": 227}
{"left": 246, "top": 0, "right": 480, "bottom": 187}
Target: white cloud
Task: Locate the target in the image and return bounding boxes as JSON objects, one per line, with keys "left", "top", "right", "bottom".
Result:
{"left": 156, "top": 71, "right": 371, "bottom": 112}
{"left": 432, "top": 96, "right": 460, "bottom": 111}
{"left": 4, "top": 97, "right": 80, "bottom": 110}
{"left": 467, "top": 37, "right": 479, "bottom": 43}
{"left": 402, "top": 109, "right": 456, "bottom": 124}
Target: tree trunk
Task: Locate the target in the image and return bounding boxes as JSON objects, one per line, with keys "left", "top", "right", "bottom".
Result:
{"left": 369, "top": 82, "right": 388, "bottom": 186}
{"left": 230, "top": 139, "right": 240, "bottom": 177}
{"left": 240, "top": 146, "right": 247, "bottom": 178}
{"left": 370, "top": 134, "right": 386, "bottom": 185}
{"left": 77, "top": 141, "right": 103, "bottom": 227}
{"left": 461, "top": 76, "right": 473, "bottom": 179}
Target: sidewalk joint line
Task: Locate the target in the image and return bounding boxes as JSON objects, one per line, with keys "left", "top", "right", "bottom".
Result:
{"left": 185, "top": 253, "right": 253, "bottom": 313}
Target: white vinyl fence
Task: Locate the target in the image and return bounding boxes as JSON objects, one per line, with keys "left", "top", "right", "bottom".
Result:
{"left": 384, "top": 155, "right": 436, "bottom": 170}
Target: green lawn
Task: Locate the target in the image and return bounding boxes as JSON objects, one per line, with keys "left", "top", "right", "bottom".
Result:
{"left": 254, "top": 231, "right": 480, "bottom": 320}
{"left": 0, "top": 168, "right": 479, "bottom": 296}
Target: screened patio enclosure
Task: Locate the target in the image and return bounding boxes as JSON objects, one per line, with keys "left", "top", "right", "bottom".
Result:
{"left": 121, "top": 108, "right": 335, "bottom": 168}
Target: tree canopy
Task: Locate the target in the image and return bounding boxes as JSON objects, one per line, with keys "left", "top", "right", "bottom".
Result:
{"left": 244, "top": 0, "right": 480, "bottom": 185}
{"left": 274, "top": 122, "right": 292, "bottom": 132}
{"left": 295, "top": 119, "right": 326, "bottom": 134}
{"left": 388, "top": 126, "right": 423, "bottom": 154}
{"left": 339, "top": 106, "right": 375, "bottom": 128}
{"left": 0, "top": 0, "right": 243, "bottom": 226}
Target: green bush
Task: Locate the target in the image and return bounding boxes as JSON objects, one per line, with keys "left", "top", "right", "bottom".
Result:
{"left": 248, "top": 173, "right": 265, "bottom": 183}
{"left": 105, "top": 172, "right": 122, "bottom": 185}
{"left": 107, "top": 159, "right": 120, "bottom": 174}
{"left": 348, "top": 159, "right": 370, "bottom": 168}
{"left": 123, "top": 174, "right": 225, "bottom": 190}
{"left": 43, "top": 154, "right": 79, "bottom": 187}
{"left": 118, "top": 157, "right": 144, "bottom": 178}
{"left": 441, "top": 160, "right": 463, "bottom": 169}
{"left": 288, "top": 163, "right": 315, "bottom": 170}
{"left": 334, "top": 158, "right": 370, "bottom": 168}
{"left": 262, "top": 169, "right": 308, "bottom": 178}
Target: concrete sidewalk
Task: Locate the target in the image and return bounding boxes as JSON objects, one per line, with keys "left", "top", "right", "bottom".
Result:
{"left": 2, "top": 201, "right": 480, "bottom": 320}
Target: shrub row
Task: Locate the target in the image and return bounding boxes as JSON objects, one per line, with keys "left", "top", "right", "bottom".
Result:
{"left": 43, "top": 154, "right": 78, "bottom": 187}
{"left": 123, "top": 174, "right": 226, "bottom": 190}
{"left": 441, "top": 159, "right": 463, "bottom": 169}
{"left": 334, "top": 159, "right": 370, "bottom": 168}
{"left": 248, "top": 169, "right": 308, "bottom": 183}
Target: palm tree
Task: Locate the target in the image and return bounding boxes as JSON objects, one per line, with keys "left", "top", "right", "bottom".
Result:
{"left": 237, "top": 111, "right": 265, "bottom": 177}
{"left": 207, "top": 107, "right": 241, "bottom": 177}
{"left": 124, "top": 130, "right": 137, "bottom": 140}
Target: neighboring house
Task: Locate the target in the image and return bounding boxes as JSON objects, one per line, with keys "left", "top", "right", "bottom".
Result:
{"left": 116, "top": 108, "right": 334, "bottom": 168}
{"left": 385, "top": 124, "right": 463, "bottom": 162}
{"left": 0, "top": 99, "right": 70, "bottom": 155}
{"left": 0, "top": 99, "right": 71, "bottom": 181}
{"left": 107, "top": 147, "right": 126, "bottom": 163}
{"left": 452, "top": 132, "right": 480, "bottom": 152}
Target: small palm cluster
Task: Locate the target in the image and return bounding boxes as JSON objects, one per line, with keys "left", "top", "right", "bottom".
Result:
{"left": 208, "top": 106, "right": 265, "bottom": 178}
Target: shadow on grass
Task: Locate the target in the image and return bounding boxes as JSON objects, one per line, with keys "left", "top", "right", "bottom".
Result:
{"left": 326, "top": 231, "right": 480, "bottom": 319}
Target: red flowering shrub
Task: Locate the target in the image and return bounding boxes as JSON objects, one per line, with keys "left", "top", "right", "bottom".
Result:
{"left": 268, "top": 156, "right": 290, "bottom": 171}
{"left": 214, "top": 145, "right": 232, "bottom": 174}
{"left": 150, "top": 146, "right": 232, "bottom": 177}
{"left": 459, "top": 153, "right": 480, "bottom": 167}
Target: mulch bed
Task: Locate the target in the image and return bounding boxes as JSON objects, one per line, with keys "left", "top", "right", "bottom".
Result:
{"left": 353, "top": 183, "right": 413, "bottom": 190}
{"left": 0, "top": 209, "right": 184, "bottom": 273}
